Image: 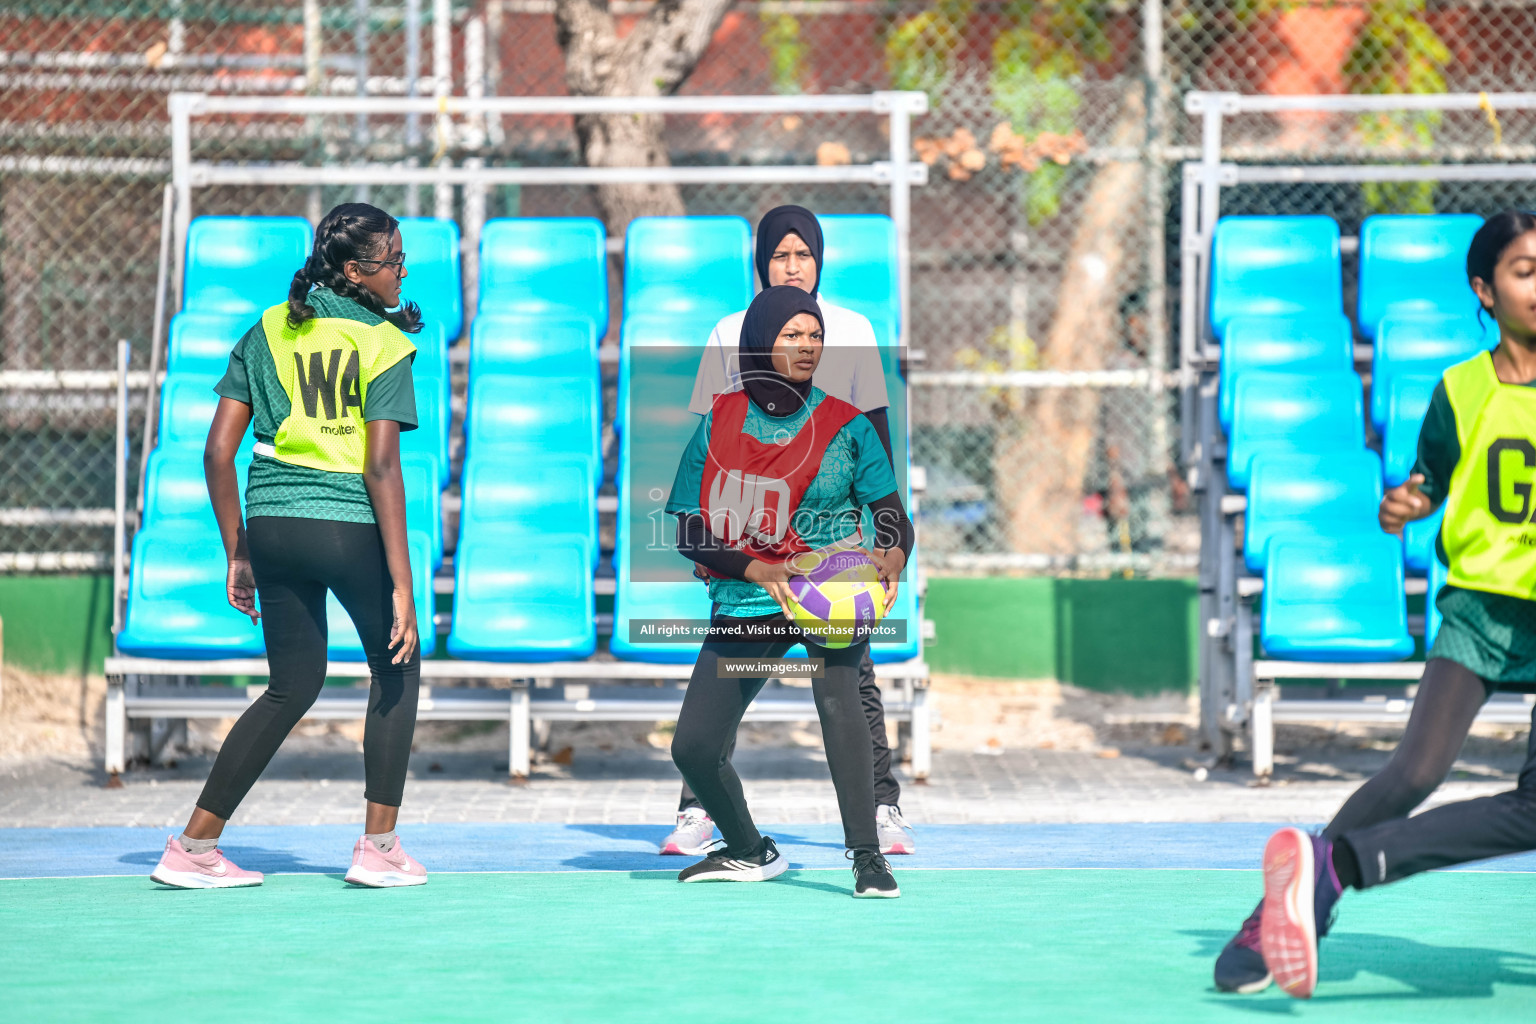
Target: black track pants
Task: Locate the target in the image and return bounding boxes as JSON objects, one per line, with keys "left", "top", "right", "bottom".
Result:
{"left": 670, "top": 614, "right": 878, "bottom": 855}
{"left": 1327, "top": 660, "right": 1536, "bottom": 887}
{"left": 195, "top": 516, "right": 421, "bottom": 819}
{"left": 677, "top": 640, "right": 901, "bottom": 811}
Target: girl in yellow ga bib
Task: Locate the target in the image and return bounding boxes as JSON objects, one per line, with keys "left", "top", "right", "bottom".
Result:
{"left": 1216, "top": 211, "right": 1536, "bottom": 1000}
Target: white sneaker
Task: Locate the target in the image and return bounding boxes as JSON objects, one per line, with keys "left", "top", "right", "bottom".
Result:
{"left": 877, "top": 804, "right": 915, "bottom": 855}
{"left": 660, "top": 808, "right": 717, "bottom": 855}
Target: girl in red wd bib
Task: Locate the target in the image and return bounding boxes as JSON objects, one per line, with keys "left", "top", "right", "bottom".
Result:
{"left": 664, "top": 286, "right": 914, "bottom": 897}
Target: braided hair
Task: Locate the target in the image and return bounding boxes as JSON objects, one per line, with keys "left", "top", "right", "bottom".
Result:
{"left": 286, "top": 202, "right": 423, "bottom": 334}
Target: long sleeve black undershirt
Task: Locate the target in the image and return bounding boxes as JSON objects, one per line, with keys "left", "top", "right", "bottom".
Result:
{"left": 865, "top": 408, "right": 894, "bottom": 466}
{"left": 868, "top": 490, "right": 915, "bottom": 561}
{"left": 675, "top": 512, "right": 755, "bottom": 581}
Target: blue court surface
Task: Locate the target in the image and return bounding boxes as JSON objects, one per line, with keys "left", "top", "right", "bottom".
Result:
{"left": 5, "top": 821, "right": 1536, "bottom": 878}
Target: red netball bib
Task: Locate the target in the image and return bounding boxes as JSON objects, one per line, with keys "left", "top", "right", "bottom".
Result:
{"left": 695, "top": 390, "right": 860, "bottom": 579}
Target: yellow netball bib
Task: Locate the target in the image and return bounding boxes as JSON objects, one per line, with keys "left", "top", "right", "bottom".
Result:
{"left": 1441, "top": 351, "right": 1536, "bottom": 599}
{"left": 259, "top": 303, "right": 415, "bottom": 474}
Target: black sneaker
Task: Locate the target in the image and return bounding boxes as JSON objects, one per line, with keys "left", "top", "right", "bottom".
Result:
{"left": 1214, "top": 898, "right": 1272, "bottom": 994}
{"left": 849, "top": 850, "right": 900, "bottom": 899}
{"left": 677, "top": 836, "right": 787, "bottom": 883}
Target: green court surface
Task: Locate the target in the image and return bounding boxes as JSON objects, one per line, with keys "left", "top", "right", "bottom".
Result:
{"left": 3, "top": 870, "right": 1534, "bottom": 1022}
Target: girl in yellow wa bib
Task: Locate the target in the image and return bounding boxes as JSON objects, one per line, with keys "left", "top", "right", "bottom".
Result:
{"left": 151, "top": 203, "right": 430, "bottom": 890}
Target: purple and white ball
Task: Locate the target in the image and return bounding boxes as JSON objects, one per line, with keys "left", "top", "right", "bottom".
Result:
{"left": 786, "top": 549, "right": 886, "bottom": 649}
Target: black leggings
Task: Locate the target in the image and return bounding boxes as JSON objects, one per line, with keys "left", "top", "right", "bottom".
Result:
{"left": 195, "top": 516, "right": 421, "bottom": 820}
{"left": 1325, "top": 658, "right": 1536, "bottom": 887}
{"left": 671, "top": 614, "right": 878, "bottom": 855}
{"left": 678, "top": 641, "right": 901, "bottom": 811}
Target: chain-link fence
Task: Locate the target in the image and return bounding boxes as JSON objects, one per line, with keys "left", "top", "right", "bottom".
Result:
{"left": 6, "top": 0, "right": 1536, "bottom": 572}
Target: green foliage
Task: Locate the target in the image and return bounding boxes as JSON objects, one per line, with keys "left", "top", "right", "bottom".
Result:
{"left": 989, "top": 1, "right": 1110, "bottom": 223}
{"left": 884, "top": 0, "right": 974, "bottom": 99}
{"left": 760, "top": 10, "right": 809, "bottom": 95}
{"left": 884, "top": 1, "right": 1113, "bottom": 224}
{"left": 1344, "top": 0, "right": 1451, "bottom": 214}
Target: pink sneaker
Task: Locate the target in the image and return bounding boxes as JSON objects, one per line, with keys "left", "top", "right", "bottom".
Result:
{"left": 343, "top": 835, "right": 428, "bottom": 888}
{"left": 150, "top": 835, "right": 264, "bottom": 889}
{"left": 660, "top": 809, "right": 716, "bottom": 855}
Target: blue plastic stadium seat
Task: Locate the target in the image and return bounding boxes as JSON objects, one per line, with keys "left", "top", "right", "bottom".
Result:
{"left": 141, "top": 446, "right": 250, "bottom": 531}
{"left": 157, "top": 373, "right": 228, "bottom": 448}
{"left": 1381, "top": 374, "right": 1440, "bottom": 487}
{"left": 1243, "top": 451, "right": 1383, "bottom": 573}
{"left": 448, "top": 533, "right": 596, "bottom": 661}
{"left": 168, "top": 311, "right": 253, "bottom": 376}
{"left": 118, "top": 521, "right": 266, "bottom": 658}
{"left": 448, "top": 454, "right": 596, "bottom": 659}
{"left": 325, "top": 530, "right": 437, "bottom": 660}
{"left": 610, "top": 573, "right": 713, "bottom": 664}
{"left": 410, "top": 321, "right": 449, "bottom": 386}
{"left": 397, "top": 217, "right": 463, "bottom": 342}
{"left": 624, "top": 216, "right": 753, "bottom": 323}
{"left": 469, "top": 315, "right": 598, "bottom": 378}
{"left": 1261, "top": 533, "right": 1414, "bottom": 662}
{"left": 1371, "top": 313, "right": 1490, "bottom": 432}
{"left": 1404, "top": 504, "right": 1445, "bottom": 573}
{"left": 458, "top": 455, "right": 596, "bottom": 564}
{"left": 619, "top": 313, "right": 716, "bottom": 349}
{"left": 468, "top": 315, "right": 600, "bottom": 430}
{"left": 1226, "top": 371, "right": 1365, "bottom": 491}
{"left": 1358, "top": 214, "right": 1484, "bottom": 339}
{"left": 464, "top": 373, "right": 598, "bottom": 471}
{"left": 399, "top": 377, "right": 449, "bottom": 487}
{"left": 401, "top": 451, "right": 443, "bottom": 569}
{"left": 183, "top": 216, "right": 312, "bottom": 318}
{"left": 614, "top": 313, "right": 717, "bottom": 437}
{"left": 1218, "top": 316, "right": 1354, "bottom": 433}
{"left": 818, "top": 214, "right": 898, "bottom": 340}
{"left": 478, "top": 217, "right": 608, "bottom": 332}
{"left": 1426, "top": 552, "right": 1448, "bottom": 648}
{"left": 1210, "top": 216, "right": 1344, "bottom": 340}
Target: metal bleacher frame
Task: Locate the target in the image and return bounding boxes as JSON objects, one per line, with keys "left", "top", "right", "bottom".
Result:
{"left": 104, "top": 91, "right": 934, "bottom": 781}
{"left": 1185, "top": 91, "right": 1536, "bottom": 778}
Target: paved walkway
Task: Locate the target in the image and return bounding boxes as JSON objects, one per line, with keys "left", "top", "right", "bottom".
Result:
{"left": 1, "top": 739, "right": 1525, "bottom": 829}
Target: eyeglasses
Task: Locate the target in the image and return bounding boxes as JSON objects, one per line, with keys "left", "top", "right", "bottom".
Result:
{"left": 354, "top": 252, "right": 406, "bottom": 274}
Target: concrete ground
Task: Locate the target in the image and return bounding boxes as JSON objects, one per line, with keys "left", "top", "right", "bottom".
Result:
{"left": 2, "top": 671, "right": 1529, "bottom": 831}
{"left": 2, "top": 731, "right": 1526, "bottom": 830}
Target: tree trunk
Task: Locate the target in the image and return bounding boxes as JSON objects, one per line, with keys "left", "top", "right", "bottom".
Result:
{"left": 997, "top": 87, "right": 1147, "bottom": 558}
{"left": 553, "top": 0, "right": 735, "bottom": 237}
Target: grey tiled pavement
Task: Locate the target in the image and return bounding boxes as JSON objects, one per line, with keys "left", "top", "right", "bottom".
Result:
{"left": 1, "top": 741, "right": 1524, "bottom": 829}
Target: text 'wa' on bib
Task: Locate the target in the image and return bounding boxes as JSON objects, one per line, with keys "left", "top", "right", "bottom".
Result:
{"left": 259, "top": 303, "right": 415, "bottom": 474}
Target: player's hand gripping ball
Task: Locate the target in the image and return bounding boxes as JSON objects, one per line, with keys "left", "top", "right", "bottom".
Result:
{"left": 786, "top": 548, "right": 886, "bottom": 649}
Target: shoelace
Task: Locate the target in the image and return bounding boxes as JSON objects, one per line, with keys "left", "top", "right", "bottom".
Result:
{"left": 848, "top": 850, "right": 890, "bottom": 876}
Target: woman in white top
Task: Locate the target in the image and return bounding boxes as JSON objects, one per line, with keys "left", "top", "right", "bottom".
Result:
{"left": 661, "top": 205, "right": 915, "bottom": 859}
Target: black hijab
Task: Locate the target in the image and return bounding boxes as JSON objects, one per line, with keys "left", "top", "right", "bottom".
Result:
{"left": 755, "top": 205, "right": 824, "bottom": 297}
{"left": 738, "top": 285, "right": 823, "bottom": 418}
